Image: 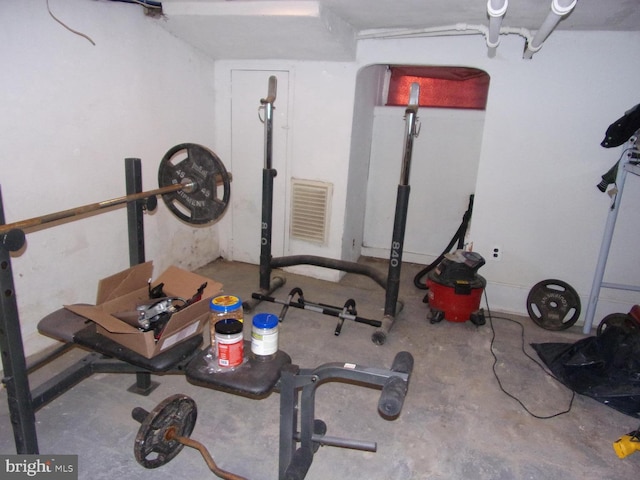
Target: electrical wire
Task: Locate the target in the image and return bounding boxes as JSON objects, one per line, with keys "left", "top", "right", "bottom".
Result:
{"left": 46, "top": 0, "right": 164, "bottom": 47}
{"left": 46, "top": 0, "right": 96, "bottom": 46}
{"left": 484, "top": 290, "right": 575, "bottom": 419}
{"left": 107, "top": 0, "right": 162, "bottom": 8}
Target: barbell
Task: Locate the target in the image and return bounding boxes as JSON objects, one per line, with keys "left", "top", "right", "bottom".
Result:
{"left": 0, "top": 143, "right": 232, "bottom": 252}
{"left": 132, "top": 394, "right": 246, "bottom": 480}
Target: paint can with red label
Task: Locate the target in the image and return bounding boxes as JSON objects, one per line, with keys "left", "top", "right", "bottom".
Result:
{"left": 215, "top": 318, "right": 244, "bottom": 368}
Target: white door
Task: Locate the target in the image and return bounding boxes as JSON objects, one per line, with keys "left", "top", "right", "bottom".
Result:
{"left": 230, "top": 70, "right": 289, "bottom": 264}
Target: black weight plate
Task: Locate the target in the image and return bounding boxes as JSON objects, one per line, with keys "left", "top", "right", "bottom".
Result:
{"left": 158, "top": 143, "right": 231, "bottom": 224}
{"left": 596, "top": 312, "right": 638, "bottom": 337}
{"left": 134, "top": 394, "right": 197, "bottom": 469}
{"left": 526, "top": 279, "right": 581, "bottom": 331}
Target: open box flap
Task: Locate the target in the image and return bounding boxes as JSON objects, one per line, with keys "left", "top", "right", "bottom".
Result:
{"left": 65, "top": 300, "right": 143, "bottom": 334}
{"left": 156, "top": 265, "right": 223, "bottom": 301}
{"left": 96, "top": 261, "right": 153, "bottom": 304}
{"left": 63, "top": 263, "right": 223, "bottom": 358}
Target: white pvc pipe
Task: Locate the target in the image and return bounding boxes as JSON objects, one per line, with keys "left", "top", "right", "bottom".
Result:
{"left": 487, "top": 0, "right": 508, "bottom": 57}
{"left": 523, "top": 0, "right": 577, "bottom": 59}
{"left": 356, "top": 23, "right": 535, "bottom": 57}
{"left": 357, "top": 23, "right": 486, "bottom": 40}
{"left": 357, "top": 23, "right": 532, "bottom": 45}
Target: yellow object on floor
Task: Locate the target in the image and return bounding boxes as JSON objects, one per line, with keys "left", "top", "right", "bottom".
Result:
{"left": 613, "top": 430, "right": 640, "bottom": 459}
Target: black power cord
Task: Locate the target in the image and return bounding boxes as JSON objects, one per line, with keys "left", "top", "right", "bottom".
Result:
{"left": 484, "top": 290, "right": 575, "bottom": 419}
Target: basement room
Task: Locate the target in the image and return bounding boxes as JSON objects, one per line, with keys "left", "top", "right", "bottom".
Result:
{"left": 1, "top": 0, "right": 640, "bottom": 479}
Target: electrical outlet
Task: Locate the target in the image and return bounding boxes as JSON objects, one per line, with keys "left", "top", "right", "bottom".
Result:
{"left": 491, "top": 245, "right": 502, "bottom": 261}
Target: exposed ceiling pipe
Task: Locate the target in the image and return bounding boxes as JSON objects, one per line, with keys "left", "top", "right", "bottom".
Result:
{"left": 523, "top": 0, "right": 577, "bottom": 59}
{"left": 357, "top": 23, "right": 488, "bottom": 40}
{"left": 357, "top": 23, "right": 533, "bottom": 47}
{"left": 486, "top": 0, "right": 508, "bottom": 58}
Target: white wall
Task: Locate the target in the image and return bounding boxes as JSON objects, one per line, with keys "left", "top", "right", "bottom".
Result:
{"left": 342, "top": 65, "right": 387, "bottom": 262}
{"left": 213, "top": 60, "right": 359, "bottom": 281}
{"left": 0, "top": 0, "right": 221, "bottom": 358}
{"left": 363, "top": 106, "right": 484, "bottom": 263}
{"left": 357, "top": 32, "right": 640, "bottom": 323}
{"left": 213, "top": 31, "right": 640, "bottom": 327}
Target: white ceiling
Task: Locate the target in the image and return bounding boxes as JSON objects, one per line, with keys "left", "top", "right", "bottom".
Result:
{"left": 158, "top": 0, "right": 640, "bottom": 60}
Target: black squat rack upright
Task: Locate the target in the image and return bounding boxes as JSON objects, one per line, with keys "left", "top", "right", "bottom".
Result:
{"left": 245, "top": 77, "right": 421, "bottom": 345}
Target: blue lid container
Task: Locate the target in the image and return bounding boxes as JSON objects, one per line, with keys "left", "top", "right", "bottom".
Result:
{"left": 252, "top": 313, "right": 278, "bottom": 329}
{"left": 210, "top": 295, "right": 242, "bottom": 313}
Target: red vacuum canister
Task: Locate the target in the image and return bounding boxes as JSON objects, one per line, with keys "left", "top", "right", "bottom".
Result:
{"left": 425, "top": 250, "right": 486, "bottom": 325}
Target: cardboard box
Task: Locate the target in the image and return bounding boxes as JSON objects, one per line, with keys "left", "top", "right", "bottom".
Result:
{"left": 65, "top": 262, "right": 223, "bottom": 358}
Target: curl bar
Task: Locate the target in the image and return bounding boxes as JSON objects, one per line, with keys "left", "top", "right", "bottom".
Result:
{"left": 132, "top": 395, "right": 246, "bottom": 480}
{"left": 0, "top": 143, "right": 232, "bottom": 252}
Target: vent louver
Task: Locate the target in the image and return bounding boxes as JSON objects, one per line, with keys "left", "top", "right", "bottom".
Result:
{"left": 290, "top": 179, "right": 332, "bottom": 244}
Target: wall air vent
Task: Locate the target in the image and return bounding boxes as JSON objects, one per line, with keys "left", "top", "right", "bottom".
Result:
{"left": 290, "top": 179, "right": 332, "bottom": 245}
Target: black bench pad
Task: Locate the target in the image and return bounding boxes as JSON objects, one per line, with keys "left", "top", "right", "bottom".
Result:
{"left": 74, "top": 324, "right": 203, "bottom": 372}
{"left": 38, "top": 307, "right": 93, "bottom": 343}
{"left": 186, "top": 341, "right": 291, "bottom": 398}
{"left": 38, "top": 307, "right": 202, "bottom": 372}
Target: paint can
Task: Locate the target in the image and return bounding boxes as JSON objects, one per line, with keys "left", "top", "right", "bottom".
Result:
{"left": 215, "top": 318, "right": 244, "bottom": 368}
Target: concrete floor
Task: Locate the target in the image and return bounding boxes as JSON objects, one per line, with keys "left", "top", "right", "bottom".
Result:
{"left": 1, "top": 258, "right": 639, "bottom": 479}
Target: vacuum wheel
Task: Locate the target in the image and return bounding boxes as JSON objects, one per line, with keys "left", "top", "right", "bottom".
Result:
{"left": 428, "top": 309, "right": 445, "bottom": 324}
{"left": 470, "top": 309, "right": 486, "bottom": 326}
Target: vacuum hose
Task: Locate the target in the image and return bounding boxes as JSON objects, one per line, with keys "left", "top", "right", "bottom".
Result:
{"left": 413, "top": 194, "right": 475, "bottom": 290}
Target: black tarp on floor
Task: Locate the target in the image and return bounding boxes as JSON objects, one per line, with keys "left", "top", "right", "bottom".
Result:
{"left": 532, "top": 325, "right": 640, "bottom": 418}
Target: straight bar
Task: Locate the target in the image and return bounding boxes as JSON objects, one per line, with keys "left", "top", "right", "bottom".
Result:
{"left": 0, "top": 171, "right": 231, "bottom": 237}
{"left": 0, "top": 182, "right": 187, "bottom": 236}
{"left": 292, "top": 433, "right": 377, "bottom": 452}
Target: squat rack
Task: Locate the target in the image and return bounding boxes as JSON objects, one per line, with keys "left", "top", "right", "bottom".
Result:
{"left": 246, "top": 77, "right": 422, "bottom": 345}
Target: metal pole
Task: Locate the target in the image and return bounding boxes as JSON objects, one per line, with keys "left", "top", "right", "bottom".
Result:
{"left": 0, "top": 182, "right": 185, "bottom": 237}
{"left": 583, "top": 145, "right": 633, "bottom": 333}
{"left": 259, "top": 76, "right": 278, "bottom": 291}
{"left": 125, "top": 159, "right": 158, "bottom": 395}
{"left": 0, "top": 172, "right": 230, "bottom": 238}
{"left": 126, "top": 158, "right": 146, "bottom": 266}
{"left": 374, "top": 83, "right": 420, "bottom": 345}
{"left": 0, "top": 185, "right": 39, "bottom": 453}
{"left": 244, "top": 76, "right": 286, "bottom": 311}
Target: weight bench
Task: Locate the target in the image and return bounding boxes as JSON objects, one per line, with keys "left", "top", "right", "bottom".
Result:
{"left": 173, "top": 346, "right": 414, "bottom": 480}
{"left": 37, "top": 309, "right": 413, "bottom": 480}
{"left": 35, "top": 306, "right": 203, "bottom": 404}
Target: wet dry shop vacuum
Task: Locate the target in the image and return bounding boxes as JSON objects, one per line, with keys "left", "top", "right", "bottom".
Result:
{"left": 423, "top": 250, "right": 486, "bottom": 325}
